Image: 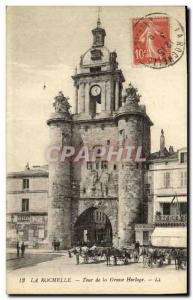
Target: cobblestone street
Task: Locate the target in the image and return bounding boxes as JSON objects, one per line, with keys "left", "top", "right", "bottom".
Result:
{"left": 6, "top": 251, "right": 187, "bottom": 294}
{"left": 7, "top": 253, "right": 63, "bottom": 271}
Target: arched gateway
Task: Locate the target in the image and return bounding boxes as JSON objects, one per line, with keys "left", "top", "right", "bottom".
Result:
{"left": 47, "top": 18, "right": 152, "bottom": 249}
{"left": 74, "top": 207, "right": 112, "bottom": 246}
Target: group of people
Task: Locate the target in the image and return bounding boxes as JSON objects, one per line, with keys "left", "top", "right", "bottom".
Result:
{"left": 69, "top": 242, "right": 186, "bottom": 270}
{"left": 69, "top": 243, "right": 140, "bottom": 266}
{"left": 16, "top": 241, "right": 26, "bottom": 257}
{"left": 141, "top": 246, "right": 187, "bottom": 270}
{"left": 52, "top": 239, "right": 61, "bottom": 251}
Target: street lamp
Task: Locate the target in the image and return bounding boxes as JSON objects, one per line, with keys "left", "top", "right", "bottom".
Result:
{"left": 118, "top": 236, "right": 120, "bottom": 248}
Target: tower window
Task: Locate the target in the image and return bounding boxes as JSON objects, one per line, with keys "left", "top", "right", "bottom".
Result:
{"left": 113, "top": 164, "right": 117, "bottom": 170}
{"left": 164, "top": 172, "right": 171, "bottom": 188}
{"left": 101, "top": 161, "right": 108, "bottom": 169}
{"left": 62, "top": 132, "right": 65, "bottom": 148}
{"left": 87, "top": 162, "right": 92, "bottom": 170}
{"left": 106, "top": 187, "right": 109, "bottom": 195}
{"left": 22, "top": 198, "right": 29, "bottom": 212}
{"left": 107, "top": 140, "right": 110, "bottom": 145}
{"left": 90, "top": 66, "right": 101, "bottom": 72}
{"left": 180, "top": 172, "right": 187, "bottom": 187}
{"left": 180, "top": 152, "right": 187, "bottom": 163}
{"left": 23, "top": 179, "right": 29, "bottom": 189}
{"left": 83, "top": 188, "right": 86, "bottom": 194}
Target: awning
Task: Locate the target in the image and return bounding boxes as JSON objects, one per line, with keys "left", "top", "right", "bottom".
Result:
{"left": 156, "top": 196, "right": 187, "bottom": 203}
{"left": 151, "top": 227, "right": 187, "bottom": 248}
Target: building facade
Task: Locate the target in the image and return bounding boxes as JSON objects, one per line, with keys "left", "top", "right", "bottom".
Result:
{"left": 135, "top": 132, "right": 187, "bottom": 247}
{"left": 7, "top": 165, "right": 48, "bottom": 247}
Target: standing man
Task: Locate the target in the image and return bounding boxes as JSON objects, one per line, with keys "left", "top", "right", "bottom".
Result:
{"left": 21, "top": 242, "right": 26, "bottom": 257}
{"left": 135, "top": 241, "right": 140, "bottom": 254}
{"left": 56, "top": 240, "right": 60, "bottom": 251}
{"left": 75, "top": 249, "right": 80, "bottom": 265}
{"left": 105, "top": 247, "right": 111, "bottom": 266}
{"left": 52, "top": 239, "right": 56, "bottom": 251}
{"left": 16, "top": 241, "right": 20, "bottom": 257}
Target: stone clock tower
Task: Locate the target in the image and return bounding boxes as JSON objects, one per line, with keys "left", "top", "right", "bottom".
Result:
{"left": 72, "top": 18, "right": 125, "bottom": 118}
{"left": 47, "top": 18, "right": 153, "bottom": 249}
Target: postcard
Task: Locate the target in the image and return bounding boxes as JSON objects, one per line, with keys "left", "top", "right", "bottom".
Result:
{"left": 6, "top": 6, "right": 187, "bottom": 294}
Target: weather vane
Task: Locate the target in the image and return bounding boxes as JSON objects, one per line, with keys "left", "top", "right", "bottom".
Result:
{"left": 97, "top": 6, "right": 102, "bottom": 19}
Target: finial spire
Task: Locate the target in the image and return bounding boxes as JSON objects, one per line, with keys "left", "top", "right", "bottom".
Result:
{"left": 97, "top": 7, "right": 102, "bottom": 27}
{"left": 92, "top": 7, "right": 106, "bottom": 47}
{"left": 97, "top": 17, "right": 101, "bottom": 27}
{"left": 160, "top": 129, "right": 165, "bottom": 156}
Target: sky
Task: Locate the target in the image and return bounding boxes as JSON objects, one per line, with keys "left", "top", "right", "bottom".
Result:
{"left": 6, "top": 6, "right": 187, "bottom": 172}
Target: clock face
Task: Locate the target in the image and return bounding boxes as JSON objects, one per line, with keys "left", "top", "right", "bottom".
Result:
{"left": 91, "top": 85, "right": 101, "bottom": 97}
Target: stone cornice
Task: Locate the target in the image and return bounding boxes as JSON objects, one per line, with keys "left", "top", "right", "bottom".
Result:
{"left": 72, "top": 69, "right": 125, "bottom": 83}
{"left": 72, "top": 111, "right": 153, "bottom": 126}
{"left": 47, "top": 117, "right": 72, "bottom": 126}
{"left": 72, "top": 197, "right": 118, "bottom": 201}
{"left": 115, "top": 110, "right": 153, "bottom": 126}
{"left": 72, "top": 115, "right": 115, "bottom": 125}
{"left": 7, "top": 212, "right": 48, "bottom": 216}
{"left": 7, "top": 190, "right": 48, "bottom": 194}
{"left": 7, "top": 173, "right": 48, "bottom": 179}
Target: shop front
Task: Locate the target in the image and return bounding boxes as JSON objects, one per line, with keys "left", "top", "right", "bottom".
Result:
{"left": 6, "top": 212, "right": 48, "bottom": 248}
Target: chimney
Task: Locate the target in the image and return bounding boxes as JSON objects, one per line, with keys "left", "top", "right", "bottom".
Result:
{"left": 169, "top": 146, "right": 174, "bottom": 154}
{"left": 160, "top": 129, "right": 165, "bottom": 157}
{"left": 25, "top": 162, "right": 30, "bottom": 170}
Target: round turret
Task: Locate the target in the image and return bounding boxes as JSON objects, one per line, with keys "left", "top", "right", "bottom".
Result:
{"left": 47, "top": 92, "right": 72, "bottom": 249}
{"left": 117, "top": 83, "right": 152, "bottom": 247}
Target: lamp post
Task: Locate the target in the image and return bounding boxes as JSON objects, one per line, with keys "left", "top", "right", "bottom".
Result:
{"left": 118, "top": 236, "right": 120, "bottom": 248}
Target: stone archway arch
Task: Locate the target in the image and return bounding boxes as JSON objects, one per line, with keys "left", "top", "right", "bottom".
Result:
{"left": 74, "top": 207, "right": 112, "bottom": 246}
{"left": 72, "top": 198, "right": 118, "bottom": 246}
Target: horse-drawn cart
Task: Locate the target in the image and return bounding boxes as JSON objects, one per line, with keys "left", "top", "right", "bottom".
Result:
{"left": 69, "top": 245, "right": 140, "bottom": 266}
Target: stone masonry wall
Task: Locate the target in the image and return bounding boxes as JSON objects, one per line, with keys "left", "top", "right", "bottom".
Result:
{"left": 48, "top": 121, "right": 72, "bottom": 249}
{"left": 71, "top": 119, "right": 119, "bottom": 245}
{"left": 118, "top": 115, "right": 147, "bottom": 247}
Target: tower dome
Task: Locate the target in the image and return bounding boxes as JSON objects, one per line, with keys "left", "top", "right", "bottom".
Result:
{"left": 79, "top": 18, "right": 118, "bottom": 73}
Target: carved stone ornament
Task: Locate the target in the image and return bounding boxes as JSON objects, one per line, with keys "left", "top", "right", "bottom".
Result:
{"left": 53, "top": 91, "right": 71, "bottom": 113}
{"left": 124, "top": 83, "right": 141, "bottom": 103}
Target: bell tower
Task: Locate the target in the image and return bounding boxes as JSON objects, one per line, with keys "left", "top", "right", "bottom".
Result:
{"left": 92, "top": 17, "right": 106, "bottom": 47}
{"left": 72, "top": 18, "right": 125, "bottom": 119}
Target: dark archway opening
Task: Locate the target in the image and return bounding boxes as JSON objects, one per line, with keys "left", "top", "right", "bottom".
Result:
{"left": 74, "top": 207, "right": 112, "bottom": 247}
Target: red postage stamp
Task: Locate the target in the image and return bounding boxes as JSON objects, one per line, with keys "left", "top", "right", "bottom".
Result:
{"left": 132, "top": 16, "right": 171, "bottom": 66}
